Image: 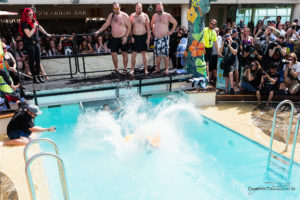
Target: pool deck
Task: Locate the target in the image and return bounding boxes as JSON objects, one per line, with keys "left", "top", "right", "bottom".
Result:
{"left": 1, "top": 102, "right": 300, "bottom": 199}
{"left": 199, "top": 102, "right": 300, "bottom": 163}
{"left": 0, "top": 134, "right": 51, "bottom": 200}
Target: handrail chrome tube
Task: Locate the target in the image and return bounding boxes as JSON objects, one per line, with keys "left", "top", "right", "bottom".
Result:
{"left": 24, "top": 139, "right": 64, "bottom": 199}
{"left": 25, "top": 153, "right": 69, "bottom": 200}
{"left": 285, "top": 103, "right": 295, "bottom": 151}
{"left": 24, "top": 138, "right": 60, "bottom": 163}
{"left": 266, "top": 100, "right": 294, "bottom": 169}
{"left": 288, "top": 114, "right": 300, "bottom": 180}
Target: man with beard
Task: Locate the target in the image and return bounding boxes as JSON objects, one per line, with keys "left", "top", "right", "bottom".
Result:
{"left": 151, "top": 2, "right": 177, "bottom": 75}
{"left": 129, "top": 2, "right": 151, "bottom": 75}
{"left": 94, "top": 2, "right": 131, "bottom": 74}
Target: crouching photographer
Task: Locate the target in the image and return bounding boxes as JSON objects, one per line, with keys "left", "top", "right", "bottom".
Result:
{"left": 257, "top": 63, "right": 279, "bottom": 107}
{"left": 220, "top": 34, "right": 238, "bottom": 94}
{"left": 239, "top": 60, "right": 263, "bottom": 93}
{"left": 284, "top": 52, "right": 300, "bottom": 94}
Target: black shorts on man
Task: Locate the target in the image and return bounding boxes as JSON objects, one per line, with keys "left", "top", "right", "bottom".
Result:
{"left": 205, "top": 47, "right": 213, "bottom": 62}
{"left": 132, "top": 34, "right": 148, "bottom": 52}
{"left": 111, "top": 37, "right": 128, "bottom": 53}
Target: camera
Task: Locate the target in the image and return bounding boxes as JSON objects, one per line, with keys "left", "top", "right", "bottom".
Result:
{"left": 269, "top": 41, "right": 279, "bottom": 49}
{"left": 244, "top": 65, "right": 250, "bottom": 70}
{"left": 282, "top": 59, "right": 292, "bottom": 64}
{"left": 224, "top": 40, "right": 229, "bottom": 46}
{"left": 262, "top": 71, "right": 267, "bottom": 75}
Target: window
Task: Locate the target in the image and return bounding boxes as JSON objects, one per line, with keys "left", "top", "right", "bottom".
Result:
{"left": 236, "top": 6, "right": 292, "bottom": 26}
{"left": 236, "top": 8, "right": 252, "bottom": 26}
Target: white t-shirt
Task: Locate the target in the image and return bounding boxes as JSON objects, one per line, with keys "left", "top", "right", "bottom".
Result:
{"left": 292, "top": 62, "right": 300, "bottom": 80}
{"left": 280, "top": 29, "right": 286, "bottom": 37}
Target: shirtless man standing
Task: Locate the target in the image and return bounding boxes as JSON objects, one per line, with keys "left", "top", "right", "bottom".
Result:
{"left": 94, "top": 2, "right": 131, "bottom": 74}
{"left": 129, "top": 2, "right": 151, "bottom": 75}
{"left": 151, "top": 2, "right": 177, "bottom": 75}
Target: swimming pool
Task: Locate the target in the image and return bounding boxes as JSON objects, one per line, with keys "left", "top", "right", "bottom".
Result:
{"left": 36, "top": 92, "right": 300, "bottom": 200}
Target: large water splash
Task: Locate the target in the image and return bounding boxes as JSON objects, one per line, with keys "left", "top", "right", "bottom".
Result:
{"left": 72, "top": 93, "right": 244, "bottom": 199}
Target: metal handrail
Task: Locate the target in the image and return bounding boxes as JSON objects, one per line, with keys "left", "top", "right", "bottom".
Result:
{"left": 24, "top": 139, "right": 68, "bottom": 200}
{"left": 287, "top": 114, "right": 300, "bottom": 180}
{"left": 24, "top": 138, "right": 60, "bottom": 163}
{"left": 25, "top": 152, "right": 69, "bottom": 200}
{"left": 266, "top": 100, "right": 295, "bottom": 169}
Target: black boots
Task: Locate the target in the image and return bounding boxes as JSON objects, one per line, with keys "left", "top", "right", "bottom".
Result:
{"left": 37, "top": 75, "right": 45, "bottom": 83}
{"left": 33, "top": 76, "right": 39, "bottom": 84}
{"left": 33, "top": 75, "right": 45, "bottom": 84}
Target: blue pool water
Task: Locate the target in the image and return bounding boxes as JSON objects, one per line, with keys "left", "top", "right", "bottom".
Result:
{"left": 36, "top": 93, "right": 300, "bottom": 200}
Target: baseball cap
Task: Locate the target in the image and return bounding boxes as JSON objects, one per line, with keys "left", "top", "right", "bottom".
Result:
{"left": 27, "top": 105, "right": 42, "bottom": 115}
{"left": 231, "top": 29, "right": 238, "bottom": 34}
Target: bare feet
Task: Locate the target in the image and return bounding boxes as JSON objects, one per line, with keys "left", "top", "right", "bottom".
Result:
{"left": 153, "top": 69, "right": 160, "bottom": 74}
{"left": 129, "top": 70, "right": 134, "bottom": 75}
{"left": 165, "top": 70, "right": 169, "bottom": 75}
{"left": 145, "top": 71, "right": 149, "bottom": 74}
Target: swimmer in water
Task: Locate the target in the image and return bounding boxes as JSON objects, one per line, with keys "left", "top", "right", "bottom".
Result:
{"left": 124, "top": 132, "right": 161, "bottom": 149}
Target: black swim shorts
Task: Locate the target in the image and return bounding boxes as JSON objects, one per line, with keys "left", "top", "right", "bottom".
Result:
{"left": 111, "top": 37, "right": 128, "bottom": 53}
{"left": 132, "top": 34, "right": 148, "bottom": 52}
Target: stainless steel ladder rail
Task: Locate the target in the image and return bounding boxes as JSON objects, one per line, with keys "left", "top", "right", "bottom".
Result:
{"left": 266, "top": 100, "right": 295, "bottom": 172}
{"left": 287, "top": 114, "right": 300, "bottom": 180}
{"left": 24, "top": 138, "right": 69, "bottom": 200}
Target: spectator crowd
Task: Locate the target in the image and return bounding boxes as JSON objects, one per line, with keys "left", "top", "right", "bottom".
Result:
{"left": 1, "top": 12, "right": 300, "bottom": 107}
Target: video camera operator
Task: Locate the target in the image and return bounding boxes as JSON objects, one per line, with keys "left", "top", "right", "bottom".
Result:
{"left": 220, "top": 34, "right": 238, "bottom": 94}
{"left": 284, "top": 52, "right": 300, "bottom": 94}
{"left": 257, "top": 63, "right": 279, "bottom": 107}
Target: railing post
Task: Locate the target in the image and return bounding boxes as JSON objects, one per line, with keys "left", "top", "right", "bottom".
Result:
{"left": 68, "top": 56, "right": 73, "bottom": 79}
{"left": 82, "top": 56, "right": 86, "bottom": 77}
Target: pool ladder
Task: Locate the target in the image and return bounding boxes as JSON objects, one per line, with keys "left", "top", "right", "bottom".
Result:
{"left": 24, "top": 138, "right": 70, "bottom": 200}
{"left": 266, "top": 100, "right": 300, "bottom": 180}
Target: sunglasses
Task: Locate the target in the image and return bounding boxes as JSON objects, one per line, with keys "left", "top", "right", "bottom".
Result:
{"left": 29, "top": 13, "right": 33, "bottom": 16}
{"left": 210, "top": 23, "right": 216, "bottom": 26}
{"left": 178, "top": 32, "right": 184, "bottom": 35}
{"left": 113, "top": 7, "right": 119, "bottom": 11}
{"left": 3, "top": 47, "right": 7, "bottom": 50}
{"left": 251, "top": 64, "right": 256, "bottom": 67}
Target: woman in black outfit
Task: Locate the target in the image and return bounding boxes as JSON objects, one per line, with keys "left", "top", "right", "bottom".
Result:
{"left": 19, "top": 8, "right": 51, "bottom": 83}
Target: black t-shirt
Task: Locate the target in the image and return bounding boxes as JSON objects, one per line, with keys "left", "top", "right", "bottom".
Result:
{"left": 223, "top": 41, "right": 238, "bottom": 66}
{"left": 61, "top": 40, "right": 73, "bottom": 55}
{"left": 7, "top": 110, "right": 34, "bottom": 135}
{"left": 264, "top": 71, "right": 279, "bottom": 86}
{"left": 169, "top": 32, "right": 183, "bottom": 53}
{"left": 249, "top": 68, "right": 263, "bottom": 89}
{"left": 232, "top": 36, "right": 242, "bottom": 54}
{"left": 269, "top": 42, "right": 287, "bottom": 62}
{"left": 21, "top": 21, "right": 38, "bottom": 45}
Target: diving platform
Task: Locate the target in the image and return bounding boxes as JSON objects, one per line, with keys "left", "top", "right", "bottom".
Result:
{"left": 22, "top": 71, "right": 194, "bottom": 106}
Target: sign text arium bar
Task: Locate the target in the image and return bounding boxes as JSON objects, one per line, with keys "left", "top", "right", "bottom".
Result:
{"left": 36, "top": 10, "right": 87, "bottom": 17}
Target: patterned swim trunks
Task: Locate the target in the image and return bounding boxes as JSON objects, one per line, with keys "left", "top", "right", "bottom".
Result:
{"left": 154, "top": 36, "right": 170, "bottom": 57}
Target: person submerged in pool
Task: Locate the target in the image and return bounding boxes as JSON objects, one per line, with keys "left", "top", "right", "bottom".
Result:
{"left": 124, "top": 132, "right": 161, "bottom": 149}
